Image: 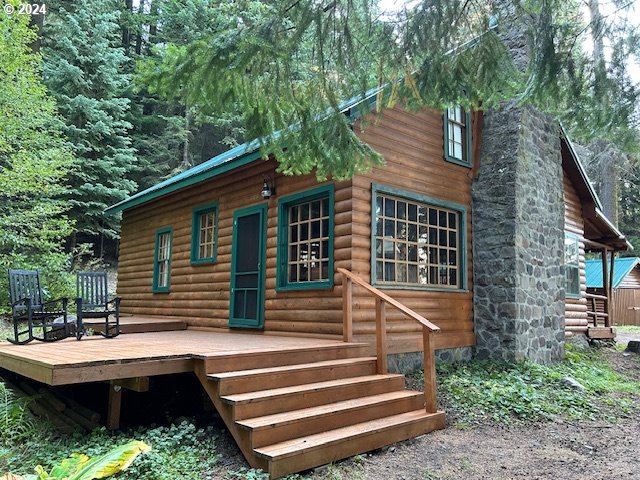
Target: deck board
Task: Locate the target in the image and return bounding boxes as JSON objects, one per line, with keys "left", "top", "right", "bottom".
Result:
{"left": 0, "top": 319, "right": 355, "bottom": 386}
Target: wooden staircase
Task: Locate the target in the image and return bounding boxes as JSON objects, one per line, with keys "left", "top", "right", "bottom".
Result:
{"left": 194, "top": 342, "right": 445, "bottom": 479}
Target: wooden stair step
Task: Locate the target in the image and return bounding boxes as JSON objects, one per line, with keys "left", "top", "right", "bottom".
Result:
{"left": 203, "top": 343, "right": 369, "bottom": 374}
{"left": 222, "top": 374, "right": 405, "bottom": 420}
{"left": 256, "top": 409, "right": 446, "bottom": 478}
{"left": 238, "top": 390, "right": 425, "bottom": 448}
{"left": 209, "top": 357, "right": 377, "bottom": 395}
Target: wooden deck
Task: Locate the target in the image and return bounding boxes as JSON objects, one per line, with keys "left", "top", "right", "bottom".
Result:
{"left": 0, "top": 318, "right": 444, "bottom": 479}
{"left": 0, "top": 326, "right": 351, "bottom": 386}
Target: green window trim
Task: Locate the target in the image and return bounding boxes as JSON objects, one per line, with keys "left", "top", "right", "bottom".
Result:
{"left": 371, "top": 184, "right": 468, "bottom": 292}
{"left": 191, "top": 202, "right": 219, "bottom": 264}
{"left": 152, "top": 226, "right": 173, "bottom": 293}
{"left": 565, "top": 232, "right": 581, "bottom": 299}
{"left": 443, "top": 106, "right": 473, "bottom": 167}
{"left": 276, "top": 184, "right": 335, "bottom": 291}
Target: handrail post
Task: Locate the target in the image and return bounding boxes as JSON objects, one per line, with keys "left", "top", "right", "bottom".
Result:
{"left": 375, "top": 297, "right": 387, "bottom": 374}
{"left": 342, "top": 273, "right": 353, "bottom": 342}
{"left": 422, "top": 326, "right": 437, "bottom": 413}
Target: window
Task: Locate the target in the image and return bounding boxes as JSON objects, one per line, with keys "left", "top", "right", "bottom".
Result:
{"left": 373, "top": 185, "right": 466, "bottom": 290}
{"left": 277, "top": 185, "right": 334, "bottom": 290}
{"left": 153, "top": 227, "right": 172, "bottom": 292}
{"left": 191, "top": 203, "right": 218, "bottom": 264}
{"left": 565, "top": 234, "right": 580, "bottom": 297}
{"left": 444, "top": 106, "right": 472, "bottom": 167}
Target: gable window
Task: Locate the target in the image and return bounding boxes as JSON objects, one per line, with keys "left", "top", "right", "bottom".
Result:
{"left": 444, "top": 106, "right": 472, "bottom": 167}
{"left": 277, "top": 185, "right": 334, "bottom": 290}
{"left": 191, "top": 203, "right": 218, "bottom": 264}
{"left": 565, "top": 234, "right": 580, "bottom": 297}
{"left": 153, "top": 227, "right": 172, "bottom": 292}
{"left": 373, "top": 185, "right": 467, "bottom": 290}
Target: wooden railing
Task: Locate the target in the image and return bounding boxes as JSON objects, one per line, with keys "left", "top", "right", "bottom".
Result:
{"left": 337, "top": 268, "right": 440, "bottom": 413}
{"left": 585, "top": 292, "right": 609, "bottom": 327}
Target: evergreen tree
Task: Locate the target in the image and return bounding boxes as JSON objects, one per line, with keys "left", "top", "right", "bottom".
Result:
{"left": 142, "top": 0, "right": 639, "bottom": 180}
{"left": 125, "top": 0, "right": 245, "bottom": 190}
{"left": 42, "top": 0, "right": 137, "bottom": 251}
{"left": 0, "top": 6, "right": 75, "bottom": 305}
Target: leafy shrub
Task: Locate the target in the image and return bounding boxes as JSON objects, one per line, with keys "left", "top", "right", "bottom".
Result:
{"left": 0, "top": 382, "right": 36, "bottom": 447}
{"left": 2, "top": 418, "right": 220, "bottom": 479}
{"left": 422, "top": 345, "right": 640, "bottom": 425}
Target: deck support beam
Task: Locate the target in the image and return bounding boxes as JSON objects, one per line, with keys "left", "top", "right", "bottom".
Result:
{"left": 107, "top": 381, "right": 122, "bottom": 430}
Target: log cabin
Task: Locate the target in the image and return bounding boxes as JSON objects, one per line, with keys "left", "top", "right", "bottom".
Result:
{"left": 0, "top": 93, "right": 630, "bottom": 478}
{"left": 561, "top": 134, "right": 631, "bottom": 339}
{"left": 106, "top": 98, "right": 629, "bottom": 355}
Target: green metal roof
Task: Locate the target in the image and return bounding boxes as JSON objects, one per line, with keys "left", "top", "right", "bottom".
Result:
{"left": 105, "top": 87, "right": 382, "bottom": 214}
{"left": 585, "top": 257, "right": 640, "bottom": 288}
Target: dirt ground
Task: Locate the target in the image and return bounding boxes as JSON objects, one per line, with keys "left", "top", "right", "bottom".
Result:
{"left": 211, "top": 331, "right": 640, "bottom": 480}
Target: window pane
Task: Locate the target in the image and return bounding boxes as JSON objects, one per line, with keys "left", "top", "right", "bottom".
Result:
{"left": 454, "top": 142, "right": 463, "bottom": 159}
{"left": 311, "top": 220, "right": 320, "bottom": 238}
{"left": 408, "top": 204, "right": 417, "bottom": 221}
{"left": 285, "top": 194, "right": 331, "bottom": 284}
{"left": 385, "top": 198, "right": 395, "bottom": 217}
{"left": 385, "top": 219, "right": 394, "bottom": 237}
{"left": 396, "top": 221, "right": 407, "bottom": 240}
{"left": 300, "top": 203, "right": 309, "bottom": 221}
{"left": 373, "top": 194, "right": 461, "bottom": 288}
{"left": 385, "top": 262, "right": 395, "bottom": 282}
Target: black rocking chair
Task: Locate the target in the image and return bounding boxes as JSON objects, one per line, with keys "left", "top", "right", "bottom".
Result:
{"left": 7, "top": 269, "right": 71, "bottom": 344}
{"left": 75, "top": 271, "right": 121, "bottom": 339}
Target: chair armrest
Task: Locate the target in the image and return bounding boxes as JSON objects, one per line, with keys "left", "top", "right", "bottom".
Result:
{"left": 106, "top": 296, "right": 122, "bottom": 306}
{"left": 11, "top": 297, "right": 30, "bottom": 308}
{"left": 42, "top": 297, "right": 69, "bottom": 308}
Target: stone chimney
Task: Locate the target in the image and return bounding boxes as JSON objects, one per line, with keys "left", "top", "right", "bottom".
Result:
{"left": 472, "top": 101, "right": 565, "bottom": 363}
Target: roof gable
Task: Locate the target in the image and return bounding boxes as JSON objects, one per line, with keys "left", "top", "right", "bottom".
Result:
{"left": 585, "top": 257, "right": 640, "bottom": 288}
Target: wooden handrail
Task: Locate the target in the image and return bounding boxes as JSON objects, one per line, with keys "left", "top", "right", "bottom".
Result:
{"left": 337, "top": 268, "right": 440, "bottom": 332}
{"left": 337, "top": 268, "right": 440, "bottom": 413}
{"left": 585, "top": 293, "right": 608, "bottom": 301}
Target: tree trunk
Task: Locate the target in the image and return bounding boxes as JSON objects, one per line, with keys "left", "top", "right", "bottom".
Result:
{"left": 122, "top": 0, "right": 133, "bottom": 54}
{"left": 179, "top": 109, "right": 193, "bottom": 171}
{"left": 589, "top": 0, "right": 619, "bottom": 225}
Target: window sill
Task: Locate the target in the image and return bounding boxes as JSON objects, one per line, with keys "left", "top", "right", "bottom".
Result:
{"left": 444, "top": 155, "right": 472, "bottom": 168}
{"left": 190, "top": 258, "right": 217, "bottom": 265}
{"left": 373, "top": 283, "right": 469, "bottom": 293}
{"left": 276, "top": 281, "right": 334, "bottom": 292}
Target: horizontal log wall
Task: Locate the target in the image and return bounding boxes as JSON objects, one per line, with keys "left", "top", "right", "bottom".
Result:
{"left": 118, "top": 159, "right": 351, "bottom": 335}
{"left": 563, "top": 170, "right": 588, "bottom": 334}
{"left": 348, "top": 106, "right": 476, "bottom": 353}
{"left": 619, "top": 268, "right": 640, "bottom": 288}
{"left": 117, "top": 104, "right": 477, "bottom": 353}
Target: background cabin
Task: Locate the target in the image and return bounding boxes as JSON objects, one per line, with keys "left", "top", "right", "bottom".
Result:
{"left": 561, "top": 134, "right": 630, "bottom": 339}
{"left": 586, "top": 257, "right": 640, "bottom": 327}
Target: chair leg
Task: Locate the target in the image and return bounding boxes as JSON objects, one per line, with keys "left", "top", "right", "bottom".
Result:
{"left": 75, "top": 298, "right": 85, "bottom": 340}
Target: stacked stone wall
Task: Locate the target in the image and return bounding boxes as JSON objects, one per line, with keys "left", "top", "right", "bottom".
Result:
{"left": 473, "top": 103, "right": 565, "bottom": 363}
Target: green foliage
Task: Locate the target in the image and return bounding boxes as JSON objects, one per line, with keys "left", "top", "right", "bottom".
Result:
{"left": 126, "top": 0, "right": 244, "bottom": 191}
{"left": 0, "top": 3, "right": 75, "bottom": 310}
{"left": 225, "top": 468, "right": 269, "bottom": 480}
{"left": 617, "top": 325, "right": 640, "bottom": 333}
{"left": 0, "top": 383, "right": 36, "bottom": 449}
{"left": 34, "top": 441, "right": 150, "bottom": 480}
{"left": 429, "top": 345, "right": 639, "bottom": 425}
{"left": 42, "top": 0, "right": 137, "bottom": 241}
{"left": 139, "top": 0, "right": 639, "bottom": 180}
{"left": 2, "top": 419, "right": 219, "bottom": 479}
